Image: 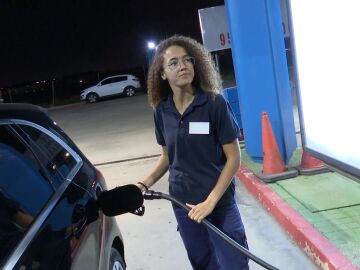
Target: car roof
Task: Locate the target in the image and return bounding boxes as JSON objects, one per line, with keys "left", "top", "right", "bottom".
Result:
{"left": 102, "top": 74, "right": 135, "bottom": 79}
{"left": 0, "top": 103, "right": 46, "bottom": 114}
{"left": 0, "top": 103, "right": 51, "bottom": 126}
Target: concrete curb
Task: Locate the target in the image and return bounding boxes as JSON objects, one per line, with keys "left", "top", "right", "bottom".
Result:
{"left": 236, "top": 164, "right": 359, "bottom": 270}
{"left": 47, "top": 102, "right": 84, "bottom": 111}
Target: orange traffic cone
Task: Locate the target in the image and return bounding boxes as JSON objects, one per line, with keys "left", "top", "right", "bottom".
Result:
{"left": 262, "top": 112, "right": 286, "bottom": 174}
{"left": 255, "top": 112, "right": 298, "bottom": 183}
{"left": 296, "top": 150, "right": 330, "bottom": 175}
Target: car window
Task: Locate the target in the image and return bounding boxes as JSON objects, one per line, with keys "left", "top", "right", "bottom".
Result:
{"left": 100, "top": 78, "right": 111, "bottom": 86}
{"left": 0, "top": 125, "right": 55, "bottom": 265}
{"left": 112, "top": 76, "right": 127, "bottom": 83}
{"left": 14, "top": 124, "right": 78, "bottom": 186}
{"left": 107, "top": 78, "right": 116, "bottom": 84}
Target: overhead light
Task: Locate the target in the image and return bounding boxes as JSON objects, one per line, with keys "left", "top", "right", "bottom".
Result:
{"left": 148, "top": 41, "right": 156, "bottom": 49}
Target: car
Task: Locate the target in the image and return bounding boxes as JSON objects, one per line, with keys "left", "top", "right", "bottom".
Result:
{"left": 80, "top": 75, "right": 141, "bottom": 103}
{"left": 0, "top": 103, "right": 126, "bottom": 270}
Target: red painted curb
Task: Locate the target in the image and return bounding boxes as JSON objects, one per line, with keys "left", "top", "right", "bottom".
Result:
{"left": 236, "top": 164, "right": 359, "bottom": 270}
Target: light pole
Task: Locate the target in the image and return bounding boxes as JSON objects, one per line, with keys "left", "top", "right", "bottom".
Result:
{"left": 51, "top": 78, "right": 55, "bottom": 106}
{"left": 146, "top": 41, "right": 156, "bottom": 68}
{"left": 143, "top": 41, "right": 157, "bottom": 88}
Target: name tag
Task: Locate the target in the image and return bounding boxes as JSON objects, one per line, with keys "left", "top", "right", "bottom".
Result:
{"left": 189, "top": 122, "right": 210, "bottom": 134}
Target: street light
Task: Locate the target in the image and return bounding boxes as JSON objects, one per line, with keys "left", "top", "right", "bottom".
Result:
{"left": 147, "top": 41, "right": 156, "bottom": 50}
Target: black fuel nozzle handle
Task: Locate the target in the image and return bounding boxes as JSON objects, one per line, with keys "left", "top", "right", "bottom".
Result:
{"left": 143, "top": 190, "right": 163, "bottom": 200}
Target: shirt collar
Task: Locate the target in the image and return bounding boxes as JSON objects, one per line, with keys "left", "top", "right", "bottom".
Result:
{"left": 164, "top": 88, "right": 208, "bottom": 111}
{"left": 192, "top": 88, "right": 208, "bottom": 107}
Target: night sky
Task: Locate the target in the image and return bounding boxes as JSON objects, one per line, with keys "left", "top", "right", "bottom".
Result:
{"left": 0, "top": 0, "right": 225, "bottom": 87}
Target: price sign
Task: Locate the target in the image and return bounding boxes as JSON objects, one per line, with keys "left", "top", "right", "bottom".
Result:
{"left": 198, "top": 5, "right": 231, "bottom": 52}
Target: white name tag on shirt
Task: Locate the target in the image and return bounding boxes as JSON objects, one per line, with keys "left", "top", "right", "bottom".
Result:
{"left": 189, "top": 122, "right": 210, "bottom": 134}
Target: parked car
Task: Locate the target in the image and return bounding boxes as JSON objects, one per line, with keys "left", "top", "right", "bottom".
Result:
{"left": 80, "top": 75, "right": 141, "bottom": 103}
{"left": 0, "top": 103, "right": 126, "bottom": 270}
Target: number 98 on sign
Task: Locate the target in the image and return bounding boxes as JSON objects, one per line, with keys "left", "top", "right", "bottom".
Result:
{"left": 220, "top": 32, "right": 231, "bottom": 47}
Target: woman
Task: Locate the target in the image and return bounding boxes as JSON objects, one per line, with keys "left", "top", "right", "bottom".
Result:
{"left": 137, "top": 35, "right": 249, "bottom": 270}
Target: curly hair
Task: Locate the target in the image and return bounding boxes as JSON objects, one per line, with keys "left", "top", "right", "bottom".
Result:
{"left": 147, "top": 35, "right": 222, "bottom": 108}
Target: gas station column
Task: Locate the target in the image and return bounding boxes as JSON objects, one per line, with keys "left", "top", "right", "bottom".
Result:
{"left": 224, "top": 0, "right": 296, "bottom": 163}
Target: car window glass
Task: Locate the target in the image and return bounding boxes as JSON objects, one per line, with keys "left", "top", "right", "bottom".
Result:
{"left": 14, "top": 124, "right": 77, "bottom": 185}
{"left": 46, "top": 126, "right": 95, "bottom": 193}
{"left": 0, "top": 125, "right": 55, "bottom": 265}
{"left": 107, "top": 77, "right": 116, "bottom": 83}
{"left": 47, "top": 126, "right": 72, "bottom": 147}
{"left": 112, "top": 76, "right": 126, "bottom": 83}
{"left": 100, "top": 78, "right": 112, "bottom": 85}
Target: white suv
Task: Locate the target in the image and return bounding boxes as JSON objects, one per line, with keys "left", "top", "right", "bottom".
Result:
{"left": 80, "top": 74, "right": 141, "bottom": 103}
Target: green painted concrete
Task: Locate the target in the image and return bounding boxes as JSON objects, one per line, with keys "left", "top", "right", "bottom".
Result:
{"left": 277, "top": 175, "right": 360, "bottom": 212}
{"left": 240, "top": 142, "right": 301, "bottom": 173}
{"left": 240, "top": 145, "right": 360, "bottom": 267}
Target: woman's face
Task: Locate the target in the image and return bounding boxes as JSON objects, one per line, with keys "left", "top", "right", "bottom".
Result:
{"left": 161, "top": 45, "right": 195, "bottom": 90}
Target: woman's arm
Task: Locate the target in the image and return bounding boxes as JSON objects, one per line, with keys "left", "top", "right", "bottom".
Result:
{"left": 187, "top": 139, "right": 240, "bottom": 223}
{"left": 136, "top": 146, "right": 169, "bottom": 192}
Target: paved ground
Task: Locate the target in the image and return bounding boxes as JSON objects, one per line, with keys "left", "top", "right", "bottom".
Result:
{"left": 49, "top": 94, "right": 318, "bottom": 269}
{"left": 49, "top": 94, "right": 160, "bottom": 164}
{"left": 99, "top": 158, "right": 317, "bottom": 270}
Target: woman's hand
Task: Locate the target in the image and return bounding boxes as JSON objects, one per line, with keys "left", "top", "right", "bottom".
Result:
{"left": 186, "top": 199, "right": 217, "bottom": 224}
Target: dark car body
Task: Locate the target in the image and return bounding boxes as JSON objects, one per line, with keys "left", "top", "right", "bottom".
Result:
{"left": 0, "top": 104, "right": 126, "bottom": 270}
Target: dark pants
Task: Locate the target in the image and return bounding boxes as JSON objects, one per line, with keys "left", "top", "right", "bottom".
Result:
{"left": 173, "top": 203, "right": 249, "bottom": 270}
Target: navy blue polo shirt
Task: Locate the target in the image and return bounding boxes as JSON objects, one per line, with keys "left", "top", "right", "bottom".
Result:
{"left": 154, "top": 89, "right": 240, "bottom": 207}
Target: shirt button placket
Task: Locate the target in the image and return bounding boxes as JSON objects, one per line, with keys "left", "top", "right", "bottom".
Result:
{"left": 179, "top": 119, "right": 185, "bottom": 135}
{"left": 178, "top": 119, "right": 185, "bottom": 159}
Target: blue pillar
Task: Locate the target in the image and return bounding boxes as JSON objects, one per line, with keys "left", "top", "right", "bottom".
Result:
{"left": 224, "top": 0, "right": 296, "bottom": 163}
{"left": 222, "top": 86, "right": 242, "bottom": 130}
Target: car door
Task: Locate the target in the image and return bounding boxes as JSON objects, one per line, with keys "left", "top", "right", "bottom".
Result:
{"left": 104, "top": 76, "right": 124, "bottom": 96}
{"left": 0, "top": 121, "right": 101, "bottom": 270}
{"left": 0, "top": 123, "right": 55, "bottom": 269}
{"left": 97, "top": 78, "right": 113, "bottom": 97}
{"left": 113, "top": 76, "right": 127, "bottom": 95}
